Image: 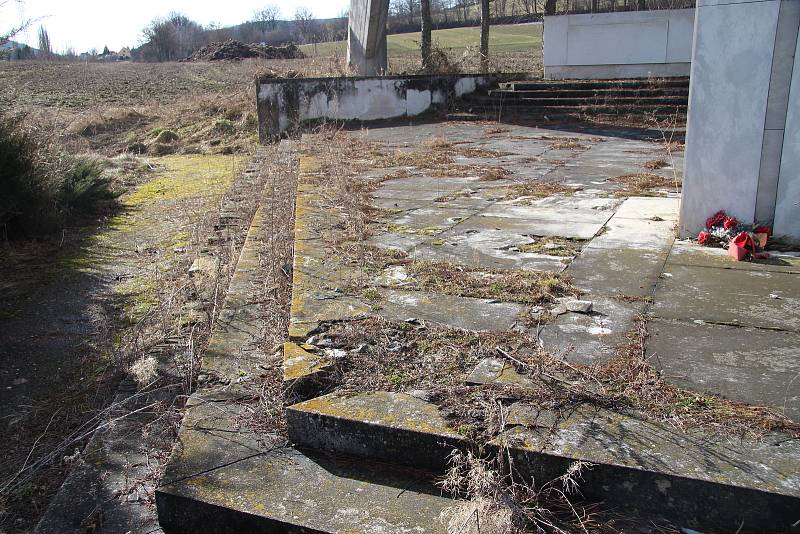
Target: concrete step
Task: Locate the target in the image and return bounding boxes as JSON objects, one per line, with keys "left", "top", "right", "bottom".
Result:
{"left": 461, "top": 101, "right": 687, "bottom": 117}
{"left": 498, "top": 77, "right": 690, "bottom": 91}
{"left": 482, "top": 95, "right": 689, "bottom": 107}
{"left": 487, "top": 88, "right": 689, "bottom": 99}
{"left": 157, "top": 395, "right": 454, "bottom": 534}
{"left": 287, "top": 391, "right": 800, "bottom": 533}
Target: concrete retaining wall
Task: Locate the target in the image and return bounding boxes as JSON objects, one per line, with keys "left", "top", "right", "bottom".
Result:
{"left": 256, "top": 74, "right": 500, "bottom": 141}
{"left": 680, "top": 0, "right": 800, "bottom": 242}
{"left": 543, "top": 9, "right": 695, "bottom": 80}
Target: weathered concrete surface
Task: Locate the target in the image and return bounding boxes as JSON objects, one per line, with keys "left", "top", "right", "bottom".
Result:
{"left": 648, "top": 318, "right": 800, "bottom": 421}
{"left": 288, "top": 390, "right": 800, "bottom": 533}
{"left": 669, "top": 240, "right": 800, "bottom": 274}
{"left": 466, "top": 357, "right": 536, "bottom": 387}
{"left": 283, "top": 123, "right": 800, "bottom": 531}
{"left": 256, "top": 74, "right": 501, "bottom": 140}
{"left": 498, "top": 406, "right": 800, "bottom": 533}
{"left": 538, "top": 296, "right": 644, "bottom": 364}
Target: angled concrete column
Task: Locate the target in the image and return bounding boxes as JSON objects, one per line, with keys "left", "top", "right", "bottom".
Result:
{"left": 347, "top": 0, "right": 390, "bottom": 76}
{"left": 680, "top": 0, "right": 800, "bottom": 243}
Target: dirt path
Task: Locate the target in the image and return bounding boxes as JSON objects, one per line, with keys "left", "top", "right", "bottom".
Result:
{"left": 0, "top": 153, "right": 253, "bottom": 532}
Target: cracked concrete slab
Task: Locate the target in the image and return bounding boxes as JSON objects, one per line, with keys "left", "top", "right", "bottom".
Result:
{"left": 411, "top": 228, "right": 570, "bottom": 272}
{"left": 567, "top": 246, "right": 668, "bottom": 298}
{"left": 538, "top": 296, "right": 645, "bottom": 364}
{"left": 648, "top": 318, "right": 800, "bottom": 421}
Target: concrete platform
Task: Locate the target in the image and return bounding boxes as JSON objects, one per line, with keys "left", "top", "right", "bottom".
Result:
{"left": 286, "top": 391, "right": 800, "bottom": 533}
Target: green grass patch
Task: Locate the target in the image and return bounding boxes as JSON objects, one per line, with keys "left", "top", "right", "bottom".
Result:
{"left": 302, "top": 23, "right": 542, "bottom": 57}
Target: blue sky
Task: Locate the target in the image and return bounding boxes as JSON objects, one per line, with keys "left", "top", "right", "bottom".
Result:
{"left": 3, "top": 0, "right": 350, "bottom": 52}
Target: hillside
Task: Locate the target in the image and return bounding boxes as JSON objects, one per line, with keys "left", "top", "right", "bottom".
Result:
{"left": 301, "top": 22, "right": 542, "bottom": 58}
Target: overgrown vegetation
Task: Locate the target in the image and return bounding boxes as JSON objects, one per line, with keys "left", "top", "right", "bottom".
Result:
{"left": 0, "top": 113, "right": 119, "bottom": 238}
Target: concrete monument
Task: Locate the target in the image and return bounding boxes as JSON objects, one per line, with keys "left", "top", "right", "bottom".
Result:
{"left": 347, "top": 0, "right": 390, "bottom": 75}
{"left": 680, "top": 0, "right": 800, "bottom": 242}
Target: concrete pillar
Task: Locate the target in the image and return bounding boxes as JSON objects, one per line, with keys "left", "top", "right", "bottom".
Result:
{"left": 347, "top": 0, "right": 390, "bottom": 76}
{"left": 680, "top": 0, "right": 800, "bottom": 243}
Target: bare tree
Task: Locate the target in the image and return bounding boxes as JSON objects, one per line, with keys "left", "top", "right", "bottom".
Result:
{"left": 421, "top": 0, "right": 432, "bottom": 70}
{"left": 480, "top": 0, "right": 489, "bottom": 71}
{"left": 293, "top": 6, "right": 317, "bottom": 44}
{"left": 1, "top": 0, "right": 35, "bottom": 46}
{"left": 455, "top": 0, "right": 472, "bottom": 22}
{"left": 544, "top": 0, "right": 556, "bottom": 15}
{"left": 254, "top": 4, "right": 281, "bottom": 32}
{"left": 519, "top": 0, "right": 539, "bottom": 16}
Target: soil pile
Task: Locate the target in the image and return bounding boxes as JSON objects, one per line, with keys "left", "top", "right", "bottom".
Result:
{"left": 187, "top": 40, "right": 305, "bottom": 61}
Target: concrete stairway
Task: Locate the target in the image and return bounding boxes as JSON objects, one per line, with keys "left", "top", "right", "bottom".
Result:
{"left": 461, "top": 77, "right": 689, "bottom": 119}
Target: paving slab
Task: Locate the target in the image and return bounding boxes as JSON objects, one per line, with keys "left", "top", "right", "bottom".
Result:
{"left": 447, "top": 213, "right": 604, "bottom": 240}
{"left": 537, "top": 296, "right": 645, "bottom": 364}
{"left": 368, "top": 231, "right": 429, "bottom": 252}
{"left": 653, "top": 264, "right": 800, "bottom": 332}
{"left": 411, "top": 230, "right": 570, "bottom": 273}
{"left": 376, "top": 289, "right": 527, "bottom": 332}
{"left": 481, "top": 202, "right": 615, "bottom": 224}
{"left": 386, "top": 206, "right": 478, "bottom": 229}
{"left": 612, "top": 196, "right": 680, "bottom": 220}
{"left": 465, "top": 357, "right": 536, "bottom": 387}
{"left": 587, "top": 216, "right": 676, "bottom": 251}
{"left": 567, "top": 246, "right": 668, "bottom": 298}
{"left": 647, "top": 318, "right": 800, "bottom": 420}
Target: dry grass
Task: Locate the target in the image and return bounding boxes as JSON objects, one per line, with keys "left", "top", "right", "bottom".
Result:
{"left": 498, "top": 180, "right": 580, "bottom": 201}
{"left": 440, "top": 451, "right": 613, "bottom": 534}
{"left": 643, "top": 159, "right": 668, "bottom": 170}
{"left": 317, "top": 313, "right": 799, "bottom": 444}
{"left": 609, "top": 172, "right": 679, "bottom": 197}
{"left": 403, "top": 259, "right": 579, "bottom": 305}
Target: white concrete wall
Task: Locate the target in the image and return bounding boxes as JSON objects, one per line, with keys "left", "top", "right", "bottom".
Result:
{"left": 257, "top": 75, "right": 495, "bottom": 140}
{"left": 543, "top": 9, "right": 695, "bottom": 79}
{"left": 680, "top": 0, "right": 800, "bottom": 242}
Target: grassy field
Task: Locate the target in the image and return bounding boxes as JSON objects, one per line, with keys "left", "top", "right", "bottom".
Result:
{"left": 302, "top": 23, "right": 542, "bottom": 58}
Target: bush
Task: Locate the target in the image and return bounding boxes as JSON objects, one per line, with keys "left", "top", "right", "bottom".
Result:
{"left": 0, "top": 113, "right": 120, "bottom": 239}
{"left": 212, "top": 119, "right": 235, "bottom": 134}
{"left": 155, "top": 129, "right": 179, "bottom": 143}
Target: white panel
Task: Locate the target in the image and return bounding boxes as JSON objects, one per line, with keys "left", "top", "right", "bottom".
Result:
{"left": 543, "top": 9, "right": 694, "bottom": 71}
{"left": 774, "top": 29, "right": 800, "bottom": 241}
{"left": 543, "top": 15, "right": 568, "bottom": 66}
{"left": 679, "top": 0, "right": 781, "bottom": 236}
{"left": 666, "top": 9, "right": 696, "bottom": 63}
{"left": 567, "top": 21, "right": 668, "bottom": 65}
